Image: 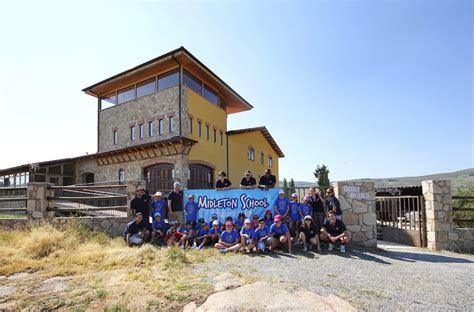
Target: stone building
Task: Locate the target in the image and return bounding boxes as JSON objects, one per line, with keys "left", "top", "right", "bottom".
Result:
{"left": 0, "top": 47, "right": 284, "bottom": 193}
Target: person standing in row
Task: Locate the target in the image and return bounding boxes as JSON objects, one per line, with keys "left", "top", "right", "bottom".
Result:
{"left": 130, "top": 186, "right": 151, "bottom": 226}
{"left": 168, "top": 182, "right": 184, "bottom": 224}
{"left": 152, "top": 191, "right": 168, "bottom": 220}
{"left": 326, "top": 187, "right": 342, "bottom": 221}
{"left": 215, "top": 171, "right": 232, "bottom": 190}
{"left": 240, "top": 170, "right": 257, "bottom": 189}
{"left": 258, "top": 168, "right": 276, "bottom": 189}
{"left": 308, "top": 187, "right": 326, "bottom": 230}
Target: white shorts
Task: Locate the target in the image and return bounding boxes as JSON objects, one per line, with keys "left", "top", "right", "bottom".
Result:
{"left": 130, "top": 234, "right": 143, "bottom": 245}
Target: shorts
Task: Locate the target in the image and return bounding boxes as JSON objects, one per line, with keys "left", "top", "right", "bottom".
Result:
{"left": 129, "top": 234, "right": 143, "bottom": 245}
{"left": 257, "top": 240, "right": 269, "bottom": 250}
{"left": 336, "top": 215, "right": 342, "bottom": 221}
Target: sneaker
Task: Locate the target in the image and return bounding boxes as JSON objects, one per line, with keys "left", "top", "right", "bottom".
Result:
{"left": 219, "top": 248, "right": 227, "bottom": 254}
{"left": 340, "top": 245, "right": 346, "bottom": 253}
{"left": 328, "top": 243, "right": 334, "bottom": 251}
{"left": 197, "top": 245, "right": 203, "bottom": 250}
{"left": 303, "top": 246, "right": 308, "bottom": 252}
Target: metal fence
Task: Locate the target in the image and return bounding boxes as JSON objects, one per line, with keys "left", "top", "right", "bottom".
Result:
{"left": 376, "top": 195, "right": 425, "bottom": 231}
{"left": 0, "top": 186, "right": 27, "bottom": 217}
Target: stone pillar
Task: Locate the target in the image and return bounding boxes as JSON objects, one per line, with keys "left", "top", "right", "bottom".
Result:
{"left": 334, "top": 181, "right": 377, "bottom": 248}
{"left": 174, "top": 154, "right": 189, "bottom": 189}
{"left": 27, "top": 183, "right": 54, "bottom": 219}
{"left": 422, "top": 180, "right": 452, "bottom": 251}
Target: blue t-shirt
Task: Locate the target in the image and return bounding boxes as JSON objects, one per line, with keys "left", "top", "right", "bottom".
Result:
{"left": 209, "top": 227, "right": 221, "bottom": 235}
{"left": 254, "top": 226, "right": 270, "bottom": 240}
{"left": 299, "top": 204, "right": 311, "bottom": 217}
{"left": 289, "top": 202, "right": 300, "bottom": 221}
{"left": 177, "top": 226, "right": 189, "bottom": 234}
{"left": 152, "top": 199, "right": 168, "bottom": 218}
{"left": 220, "top": 230, "right": 240, "bottom": 244}
{"left": 264, "top": 218, "right": 273, "bottom": 228}
{"left": 270, "top": 222, "right": 289, "bottom": 236}
{"left": 197, "top": 228, "right": 210, "bottom": 237}
{"left": 235, "top": 219, "right": 245, "bottom": 229}
{"left": 240, "top": 227, "right": 255, "bottom": 239}
{"left": 152, "top": 219, "right": 167, "bottom": 232}
{"left": 327, "top": 197, "right": 342, "bottom": 216}
{"left": 185, "top": 202, "right": 199, "bottom": 222}
{"left": 274, "top": 197, "right": 290, "bottom": 215}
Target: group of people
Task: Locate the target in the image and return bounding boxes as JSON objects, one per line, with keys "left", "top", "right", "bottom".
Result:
{"left": 123, "top": 169, "right": 350, "bottom": 254}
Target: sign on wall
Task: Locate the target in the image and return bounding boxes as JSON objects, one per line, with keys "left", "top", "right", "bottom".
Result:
{"left": 343, "top": 185, "right": 370, "bottom": 199}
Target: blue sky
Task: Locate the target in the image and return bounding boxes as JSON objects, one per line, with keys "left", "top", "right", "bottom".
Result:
{"left": 0, "top": 0, "right": 472, "bottom": 182}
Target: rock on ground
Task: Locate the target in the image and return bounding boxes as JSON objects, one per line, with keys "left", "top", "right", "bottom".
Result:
{"left": 0, "top": 286, "right": 16, "bottom": 298}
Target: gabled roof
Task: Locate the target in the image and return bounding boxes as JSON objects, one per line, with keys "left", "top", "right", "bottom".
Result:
{"left": 82, "top": 46, "right": 253, "bottom": 114}
{"left": 226, "top": 126, "right": 284, "bottom": 158}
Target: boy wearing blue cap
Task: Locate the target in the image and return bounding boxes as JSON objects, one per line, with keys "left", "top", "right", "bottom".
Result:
{"left": 185, "top": 194, "right": 199, "bottom": 223}
{"left": 151, "top": 212, "right": 167, "bottom": 245}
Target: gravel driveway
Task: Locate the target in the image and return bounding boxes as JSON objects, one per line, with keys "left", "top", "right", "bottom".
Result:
{"left": 195, "top": 242, "right": 474, "bottom": 311}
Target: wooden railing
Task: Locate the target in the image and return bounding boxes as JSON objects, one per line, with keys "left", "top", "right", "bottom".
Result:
{"left": 452, "top": 195, "right": 474, "bottom": 227}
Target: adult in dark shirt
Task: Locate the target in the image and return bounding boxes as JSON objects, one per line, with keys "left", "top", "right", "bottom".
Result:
{"left": 325, "top": 187, "right": 342, "bottom": 220}
{"left": 320, "top": 211, "right": 349, "bottom": 253}
{"left": 258, "top": 168, "right": 276, "bottom": 190}
{"left": 124, "top": 213, "right": 149, "bottom": 247}
{"left": 168, "top": 181, "right": 184, "bottom": 224}
{"left": 130, "top": 186, "right": 151, "bottom": 226}
{"left": 308, "top": 187, "right": 326, "bottom": 231}
{"left": 215, "top": 171, "right": 232, "bottom": 190}
{"left": 240, "top": 170, "right": 257, "bottom": 189}
{"left": 299, "top": 215, "right": 321, "bottom": 252}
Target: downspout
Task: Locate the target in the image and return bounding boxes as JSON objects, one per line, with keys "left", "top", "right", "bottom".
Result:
{"left": 226, "top": 133, "right": 229, "bottom": 176}
{"left": 171, "top": 54, "right": 183, "bottom": 136}
{"left": 90, "top": 91, "right": 101, "bottom": 153}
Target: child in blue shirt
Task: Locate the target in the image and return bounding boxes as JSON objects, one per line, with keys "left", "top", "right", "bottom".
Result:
{"left": 274, "top": 190, "right": 290, "bottom": 221}
{"left": 209, "top": 220, "right": 222, "bottom": 245}
{"left": 195, "top": 222, "right": 211, "bottom": 249}
{"left": 299, "top": 196, "right": 312, "bottom": 221}
{"left": 152, "top": 192, "right": 168, "bottom": 220}
{"left": 185, "top": 194, "right": 199, "bottom": 223}
{"left": 254, "top": 218, "right": 271, "bottom": 252}
{"left": 240, "top": 219, "right": 255, "bottom": 253}
{"left": 234, "top": 212, "right": 246, "bottom": 231}
{"left": 289, "top": 193, "right": 301, "bottom": 241}
{"left": 177, "top": 222, "right": 191, "bottom": 248}
{"left": 269, "top": 215, "right": 292, "bottom": 254}
{"left": 208, "top": 213, "right": 221, "bottom": 228}
{"left": 264, "top": 210, "right": 273, "bottom": 228}
{"left": 214, "top": 221, "right": 241, "bottom": 254}
{"left": 151, "top": 212, "right": 167, "bottom": 246}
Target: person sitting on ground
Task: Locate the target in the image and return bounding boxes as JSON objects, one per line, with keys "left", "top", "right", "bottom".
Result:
{"left": 195, "top": 222, "right": 211, "bottom": 250}
{"left": 152, "top": 191, "right": 168, "bottom": 220}
{"left": 274, "top": 190, "right": 290, "bottom": 221}
{"left": 124, "top": 213, "right": 149, "bottom": 247}
{"left": 254, "top": 218, "right": 271, "bottom": 252}
{"left": 187, "top": 221, "right": 198, "bottom": 247}
{"left": 165, "top": 222, "right": 184, "bottom": 247}
{"left": 177, "top": 222, "right": 192, "bottom": 248}
{"left": 269, "top": 215, "right": 292, "bottom": 254}
{"left": 151, "top": 212, "right": 167, "bottom": 246}
{"left": 185, "top": 194, "right": 199, "bottom": 223}
{"left": 299, "top": 196, "right": 312, "bottom": 222}
{"left": 209, "top": 220, "right": 222, "bottom": 245}
{"left": 240, "top": 170, "right": 257, "bottom": 189}
{"left": 320, "top": 211, "right": 349, "bottom": 253}
{"left": 326, "top": 188, "right": 342, "bottom": 221}
{"left": 289, "top": 193, "right": 301, "bottom": 240}
{"left": 240, "top": 219, "right": 255, "bottom": 253}
{"left": 264, "top": 210, "right": 273, "bottom": 228}
{"left": 235, "top": 212, "right": 246, "bottom": 231}
{"left": 258, "top": 168, "right": 276, "bottom": 190}
{"left": 214, "top": 221, "right": 241, "bottom": 254}
{"left": 215, "top": 171, "right": 232, "bottom": 191}
{"left": 251, "top": 214, "right": 259, "bottom": 229}
{"left": 299, "top": 215, "right": 321, "bottom": 252}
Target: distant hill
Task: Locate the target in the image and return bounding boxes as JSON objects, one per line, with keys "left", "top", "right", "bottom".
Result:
{"left": 282, "top": 168, "right": 474, "bottom": 190}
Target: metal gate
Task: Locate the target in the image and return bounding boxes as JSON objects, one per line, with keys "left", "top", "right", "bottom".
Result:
{"left": 376, "top": 195, "right": 427, "bottom": 247}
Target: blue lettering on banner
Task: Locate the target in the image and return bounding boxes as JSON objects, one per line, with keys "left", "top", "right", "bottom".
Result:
{"left": 184, "top": 188, "right": 281, "bottom": 224}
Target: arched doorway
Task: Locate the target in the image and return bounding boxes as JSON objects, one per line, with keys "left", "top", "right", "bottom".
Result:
{"left": 144, "top": 163, "right": 174, "bottom": 194}
{"left": 189, "top": 164, "right": 213, "bottom": 189}
{"left": 81, "top": 172, "right": 94, "bottom": 185}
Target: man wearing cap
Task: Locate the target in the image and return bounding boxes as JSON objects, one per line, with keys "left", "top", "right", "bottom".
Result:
{"left": 215, "top": 171, "right": 232, "bottom": 190}
{"left": 151, "top": 212, "right": 167, "bottom": 246}
{"left": 131, "top": 186, "right": 151, "bottom": 226}
{"left": 258, "top": 168, "right": 276, "bottom": 190}
{"left": 152, "top": 191, "right": 168, "bottom": 220}
{"left": 124, "top": 213, "right": 149, "bottom": 247}
{"left": 240, "top": 170, "right": 257, "bottom": 189}
{"left": 185, "top": 194, "right": 199, "bottom": 223}
{"left": 269, "top": 215, "right": 292, "bottom": 254}
{"left": 167, "top": 182, "right": 184, "bottom": 224}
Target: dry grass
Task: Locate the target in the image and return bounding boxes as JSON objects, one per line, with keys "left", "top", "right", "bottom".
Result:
{"left": 0, "top": 222, "right": 217, "bottom": 311}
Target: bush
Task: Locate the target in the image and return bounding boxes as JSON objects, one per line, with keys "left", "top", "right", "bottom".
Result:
{"left": 453, "top": 187, "right": 474, "bottom": 228}
{"left": 166, "top": 246, "right": 188, "bottom": 266}
{"left": 22, "top": 225, "right": 64, "bottom": 258}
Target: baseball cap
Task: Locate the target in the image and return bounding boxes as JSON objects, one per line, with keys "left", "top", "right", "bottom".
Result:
{"left": 188, "top": 194, "right": 195, "bottom": 198}
{"left": 291, "top": 193, "right": 298, "bottom": 198}
{"left": 265, "top": 210, "right": 272, "bottom": 215}
{"left": 212, "top": 213, "right": 218, "bottom": 218}
{"left": 154, "top": 212, "right": 161, "bottom": 218}
{"left": 198, "top": 218, "right": 205, "bottom": 223}
{"left": 136, "top": 186, "right": 145, "bottom": 191}
{"left": 244, "top": 219, "right": 252, "bottom": 224}
{"left": 252, "top": 214, "right": 259, "bottom": 219}
{"left": 225, "top": 221, "right": 233, "bottom": 227}
{"left": 274, "top": 215, "right": 283, "bottom": 222}
{"left": 154, "top": 191, "right": 162, "bottom": 197}
{"left": 278, "top": 190, "right": 285, "bottom": 195}
{"left": 304, "top": 215, "right": 312, "bottom": 221}
{"left": 212, "top": 220, "right": 219, "bottom": 226}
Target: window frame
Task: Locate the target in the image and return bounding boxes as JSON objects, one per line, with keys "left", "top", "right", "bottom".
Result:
{"left": 148, "top": 121, "right": 154, "bottom": 137}
{"left": 248, "top": 147, "right": 255, "bottom": 161}
{"left": 158, "top": 119, "right": 164, "bottom": 136}
{"left": 113, "top": 130, "right": 118, "bottom": 145}
{"left": 139, "top": 124, "right": 144, "bottom": 140}
{"left": 118, "top": 168, "right": 125, "bottom": 185}
{"left": 130, "top": 126, "right": 135, "bottom": 142}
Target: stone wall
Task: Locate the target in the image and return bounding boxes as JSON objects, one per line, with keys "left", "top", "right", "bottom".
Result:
{"left": 334, "top": 181, "right": 377, "bottom": 248}
{"left": 99, "top": 86, "right": 182, "bottom": 152}
{"left": 449, "top": 228, "right": 474, "bottom": 253}
{"left": 0, "top": 217, "right": 131, "bottom": 237}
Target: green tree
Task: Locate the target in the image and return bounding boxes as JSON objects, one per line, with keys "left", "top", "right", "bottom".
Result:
{"left": 289, "top": 178, "right": 296, "bottom": 196}
{"left": 453, "top": 187, "right": 474, "bottom": 228}
{"left": 314, "top": 165, "right": 330, "bottom": 191}
{"left": 282, "top": 178, "right": 289, "bottom": 197}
